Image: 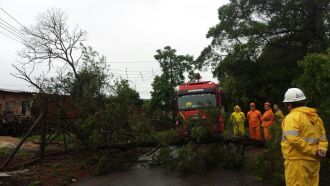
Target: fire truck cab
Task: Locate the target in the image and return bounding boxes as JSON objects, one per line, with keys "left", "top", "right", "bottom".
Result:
{"left": 176, "top": 81, "right": 224, "bottom": 135}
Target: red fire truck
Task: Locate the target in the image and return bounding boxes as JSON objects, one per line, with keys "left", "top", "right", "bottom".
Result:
{"left": 176, "top": 81, "right": 225, "bottom": 135}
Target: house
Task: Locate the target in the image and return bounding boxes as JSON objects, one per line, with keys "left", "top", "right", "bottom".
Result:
{"left": 0, "top": 88, "right": 34, "bottom": 122}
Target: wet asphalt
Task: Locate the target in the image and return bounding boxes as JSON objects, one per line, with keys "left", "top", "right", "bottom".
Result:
{"left": 72, "top": 165, "right": 263, "bottom": 186}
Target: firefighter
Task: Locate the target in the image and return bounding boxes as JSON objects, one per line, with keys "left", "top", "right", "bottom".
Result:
{"left": 230, "top": 105, "right": 246, "bottom": 136}
{"left": 247, "top": 102, "right": 262, "bottom": 140}
{"left": 262, "top": 102, "right": 274, "bottom": 140}
{"left": 282, "top": 88, "right": 328, "bottom": 186}
{"left": 273, "top": 104, "right": 285, "bottom": 123}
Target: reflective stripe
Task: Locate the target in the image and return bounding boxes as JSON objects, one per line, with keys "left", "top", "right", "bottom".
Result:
{"left": 281, "top": 136, "right": 320, "bottom": 144}
{"left": 281, "top": 130, "right": 299, "bottom": 142}
{"left": 303, "top": 137, "right": 319, "bottom": 144}
{"left": 320, "top": 134, "right": 327, "bottom": 140}
{"left": 281, "top": 130, "right": 323, "bottom": 144}
{"left": 283, "top": 130, "right": 300, "bottom": 136}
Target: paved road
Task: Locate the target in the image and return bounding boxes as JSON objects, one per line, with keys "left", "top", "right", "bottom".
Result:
{"left": 72, "top": 165, "right": 263, "bottom": 186}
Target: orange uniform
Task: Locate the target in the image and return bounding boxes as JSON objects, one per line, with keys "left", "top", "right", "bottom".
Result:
{"left": 247, "top": 109, "right": 262, "bottom": 140}
{"left": 262, "top": 109, "right": 274, "bottom": 140}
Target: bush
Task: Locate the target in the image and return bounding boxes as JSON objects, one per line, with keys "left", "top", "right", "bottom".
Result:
{"left": 248, "top": 120, "right": 284, "bottom": 184}
{"left": 151, "top": 141, "right": 226, "bottom": 173}
{"left": 152, "top": 129, "right": 178, "bottom": 146}
{"left": 95, "top": 150, "right": 138, "bottom": 175}
{"left": 191, "top": 124, "right": 211, "bottom": 143}
{"left": 295, "top": 49, "right": 330, "bottom": 137}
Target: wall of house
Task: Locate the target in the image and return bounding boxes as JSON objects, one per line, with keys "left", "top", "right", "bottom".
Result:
{"left": 0, "top": 91, "right": 33, "bottom": 117}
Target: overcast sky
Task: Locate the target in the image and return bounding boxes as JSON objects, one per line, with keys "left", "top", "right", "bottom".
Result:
{"left": 0, "top": 0, "right": 228, "bottom": 99}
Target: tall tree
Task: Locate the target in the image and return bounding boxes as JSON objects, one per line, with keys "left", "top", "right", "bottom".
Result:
{"left": 196, "top": 0, "right": 330, "bottom": 108}
{"left": 154, "top": 46, "right": 194, "bottom": 86}
{"left": 151, "top": 46, "right": 194, "bottom": 117}
{"left": 295, "top": 49, "right": 330, "bottom": 130}
{"left": 150, "top": 75, "right": 173, "bottom": 112}
{"left": 12, "top": 8, "right": 87, "bottom": 93}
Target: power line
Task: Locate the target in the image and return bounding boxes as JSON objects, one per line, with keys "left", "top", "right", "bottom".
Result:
{"left": 107, "top": 60, "right": 158, "bottom": 64}
{"left": 0, "top": 24, "right": 26, "bottom": 42}
{"left": 111, "top": 71, "right": 160, "bottom": 76}
{"left": 0, "top": 83, "right": 29, "bottom": 86}
{"left": 111, "top": 69, "right": 154, "bottom": 74}
{"left": 0, "top": 6, "right": 27, "bottom": 44}
{"left": 0, "top": 17, "right": 28, "bottom": 40}
{"left": 110, "top": 70, "right": 160, "bottom": 76}
{"left": 0, "top": 29, "right": 21, "bottom": 43}
{"left": 111, "top": 73, "right": 157, "bottom": 80}
{"left": 0, "top": 6, "right": 26, "bottom": 29}
{"left": 110, "top": 68, "right": 161, "bottom": 73}
{"left": 111, "top": 74, "right": 157, "bottom": 79}
{"left": 113, "top": 75, "right": 154, "bottom": 82}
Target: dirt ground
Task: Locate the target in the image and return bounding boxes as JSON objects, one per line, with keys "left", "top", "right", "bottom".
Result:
{"left": 0, "top": 136, "right": 39, "bottom": 149}
{"left": 0, "top": 136, "right": 95, "bottom": 186}
{"left": 0, "top": 151, "right": 96, "bottom": 186}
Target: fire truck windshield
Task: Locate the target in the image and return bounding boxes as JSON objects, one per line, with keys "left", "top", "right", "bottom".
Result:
{"left": 178, "top": 93, "right": 216, "bottom": 110}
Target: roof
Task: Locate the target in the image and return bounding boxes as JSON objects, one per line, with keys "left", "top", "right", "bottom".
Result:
{"left": 180, "top": 81, "right": 211, "bottom": 85}
{"left": 0, "top": 88, "right": 35, "bottom": 94}
{"left": 178, "top": 81, "right": 218, "bottom": 91}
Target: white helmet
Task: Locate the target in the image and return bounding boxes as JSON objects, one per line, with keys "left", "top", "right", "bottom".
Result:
{"left": 283, "top": 88, "right": 306, "bottom": 103}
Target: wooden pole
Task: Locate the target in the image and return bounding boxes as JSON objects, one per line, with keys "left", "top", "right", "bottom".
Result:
{"left": 63, "top": 130, "right": 67, "bottom": 152}
{"left": 39, "top": 96, "right": 48, "bottom": 159}
{"left": 62, "top": 117, "right": 67, "bottom": 152}
{"left": 1, "top": 112, "right": 44, "bottom": 170}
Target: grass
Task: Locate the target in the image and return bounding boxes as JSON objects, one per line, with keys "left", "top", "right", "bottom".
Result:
{"left": 0, "top": 147, "right": 32, "bottom": 159}
{"left": 23, "top": 132, "right": 79, "bottom": 149}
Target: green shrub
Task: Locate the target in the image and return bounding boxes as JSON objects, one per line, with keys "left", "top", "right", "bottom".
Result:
{"left": 152, "top": 129, "right": 178, "bottom": 146}
{"left": 191, "top": 124, "right": 210, "bottom": 143}
{"left": 249, "top": 120, "right": 284, "bottom": 184}
{"left": 151, "top": 141, "right": 226, "bottom": 173}
{"left": 95, "top": 150, "right": 138, "bottom": 175}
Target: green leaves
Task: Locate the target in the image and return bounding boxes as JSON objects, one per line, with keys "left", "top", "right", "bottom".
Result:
{"left": 150, "top": 75, "right": 173, "bottom": 112}
{"left": 196, "top": 0, "right": 330, "bottom": 110}
{"left": 151, "top": 46, "right": 195, "bottom": 112}
{"left": 295, "top": 49, "right": 330, "bottom": 133}
{"left": 200, "top": 0, "right": 330, "bottom": 67}
{"left": 154, "top": 46, "right": 194, "bottom": 86}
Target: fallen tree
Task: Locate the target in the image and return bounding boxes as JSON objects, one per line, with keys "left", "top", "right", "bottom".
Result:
{"left": 98, "top": 135, "right": 265, "bottom": 150}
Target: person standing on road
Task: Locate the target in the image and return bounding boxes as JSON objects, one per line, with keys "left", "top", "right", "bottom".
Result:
{"left": 262, "top": 102, "right": 274, "bottom": 140}
{"left": 274, "top": 104, "right": 285, "bottom": 124}
{"left": 247, "top": 103, "right": 262, "bottom": 140}
{"left": 281, "top": 88, "right": 328, "bottom": 186}
{"left": 230, "top": 105, "right": 246, "bottom": 136}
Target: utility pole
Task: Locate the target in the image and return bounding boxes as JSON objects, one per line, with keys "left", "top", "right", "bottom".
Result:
{"left": 169, "top": 58, "right": 175, "bottom": 124}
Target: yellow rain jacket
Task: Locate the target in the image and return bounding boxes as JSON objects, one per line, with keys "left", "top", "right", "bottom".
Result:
{"left": 230, "top": 105, "right": 246, "bottom": 136}
{"left": 281, "top": 106, "right": 328, "bottom": 161}
{"left": 275, "top": 110, "right": 285, "bottom": 123}
{"left": 281, "top": 106, "right": 328, "bottom": 186}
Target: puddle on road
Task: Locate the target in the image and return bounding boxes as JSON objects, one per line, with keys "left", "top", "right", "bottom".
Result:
{"left": 73, "top": 164, "right": 264, "bottom": 186}
{"left": 73, "top": 146, "right": 270, "bottom": 186}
